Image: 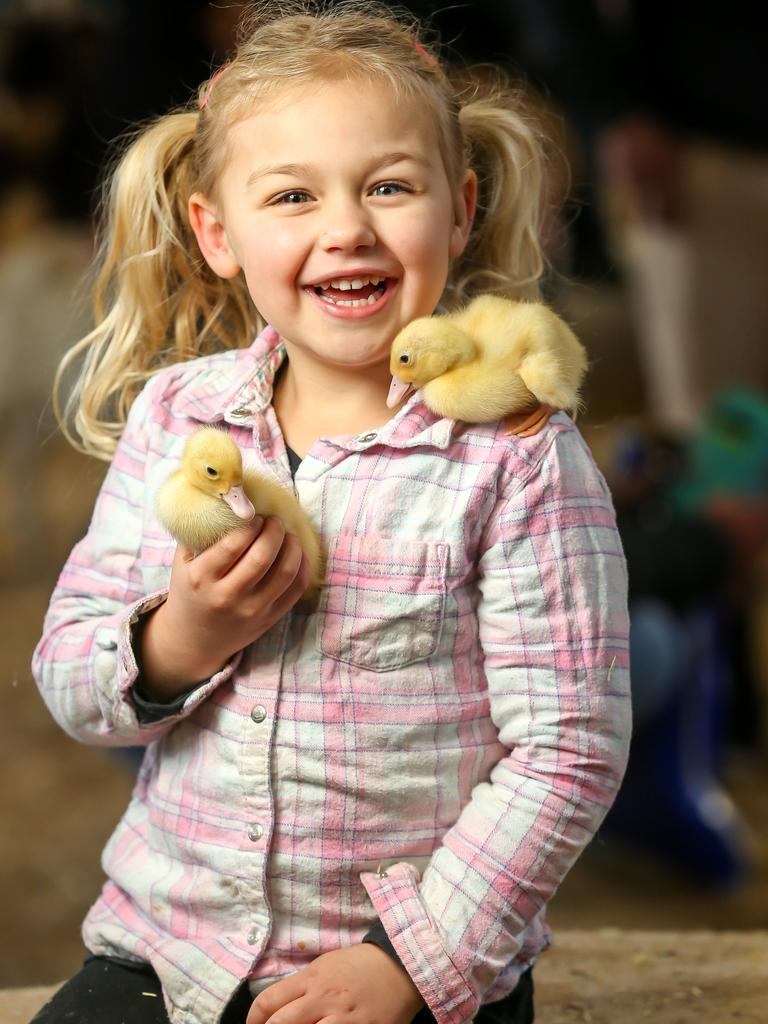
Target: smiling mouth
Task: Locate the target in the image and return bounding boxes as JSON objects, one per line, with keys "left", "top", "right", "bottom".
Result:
{"left": 311, "top": 275, "right": 389, "bottom": 308}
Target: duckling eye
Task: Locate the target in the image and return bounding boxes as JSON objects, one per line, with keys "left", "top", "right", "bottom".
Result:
{"left": 205, "top": 466, "right": 219, "bottom": 478}
{"left": 399, "top": 353, "right": 411, "bottom": 365}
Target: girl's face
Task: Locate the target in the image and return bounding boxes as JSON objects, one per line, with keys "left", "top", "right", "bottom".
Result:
{"left": 190, "top": 79, "right": 476, "bottom": 375}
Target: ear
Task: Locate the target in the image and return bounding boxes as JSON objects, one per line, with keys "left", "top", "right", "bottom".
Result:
{"left": 449, "top": 169, "right": 478, "bottom": 259}
{"left": 188, "top": 192, "right": 241, "bottom": 279}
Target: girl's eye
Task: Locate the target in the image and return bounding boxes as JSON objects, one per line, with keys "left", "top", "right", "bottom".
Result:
{"left": 371, "top": 182, "right": 408, "bottom": 197}
{"left": 274, "top": 190, "right": 311, "bottom": 205}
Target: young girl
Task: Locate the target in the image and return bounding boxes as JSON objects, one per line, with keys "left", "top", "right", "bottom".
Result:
{"left": 32, "top": 3, "right": 631, "bottom": 1023}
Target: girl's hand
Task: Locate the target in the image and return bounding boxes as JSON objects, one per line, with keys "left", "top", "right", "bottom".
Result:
{"left": 140, "top": 516, "right": 312, "bottom": 701}
{"left": 247, "top": 944, "right": 425, "bottom": 1024}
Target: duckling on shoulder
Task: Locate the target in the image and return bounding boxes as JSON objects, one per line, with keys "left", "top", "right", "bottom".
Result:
{"left": 156, "top": 427, "right": 324, "bottom": 590}
{"left": 388, "top": 295, "right": 587, "bottom": 433}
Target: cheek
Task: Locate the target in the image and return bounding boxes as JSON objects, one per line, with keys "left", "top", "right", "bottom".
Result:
{"left": 238, "top": 226, "right": 307, "bottom": 302}
{"left": 399, "top": 219, "right": 452, "bottom": 290}
{"left": 402, "top": 201, "right": 455, "bottom": 263}
{"left": 241, "top": 228, "right": 294, "bottom": 274}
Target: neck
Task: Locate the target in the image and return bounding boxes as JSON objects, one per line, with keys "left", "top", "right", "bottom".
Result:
{"left": 273, "top": 347, "right": 395, "bottom": 457}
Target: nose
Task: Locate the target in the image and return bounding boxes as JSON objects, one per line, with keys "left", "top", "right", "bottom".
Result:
{"left": 319, "top": 196, "right": 376, "bottom": 252}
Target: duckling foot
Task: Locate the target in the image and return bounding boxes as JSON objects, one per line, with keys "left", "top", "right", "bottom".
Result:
{"left": 504, "top": 403, "right": 557, "bottom": 438}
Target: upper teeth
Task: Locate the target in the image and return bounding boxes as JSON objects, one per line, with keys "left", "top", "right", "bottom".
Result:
{"left": 317, "top": 276, "right": 385, "bottom": 291}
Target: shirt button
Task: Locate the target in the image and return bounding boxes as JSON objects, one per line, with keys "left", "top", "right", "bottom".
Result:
{"left": 358, "top": 431, "right": 377, "bottom": 442}
{"left": 231, "top": 405, "right": 253, "bottom": 417}
{"left": 250, "top": 705, "right": 267, "bottom": 723}
{"left": 248, "top": 823, "right": 264, "bottom": 842}
{"left": 247, "top": 928, "right": 261, "bottom": 946}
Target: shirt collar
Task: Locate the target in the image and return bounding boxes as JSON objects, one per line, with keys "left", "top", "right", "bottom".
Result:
{"left": 176, "top": 325, "right": 457, "bottom": 453}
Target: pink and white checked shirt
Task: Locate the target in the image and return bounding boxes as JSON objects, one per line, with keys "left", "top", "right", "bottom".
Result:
{"left": 33, "top": 326, "right": 631, "bottom": 1024}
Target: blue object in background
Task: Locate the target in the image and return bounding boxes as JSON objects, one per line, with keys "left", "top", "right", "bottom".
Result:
{"left": 605, "top": 604, "right": 753, "bottom": 886}
{"left": 628, "top": 599, "right": 689, "bottom": 729}
{"left": 670, "top": 389, "right": 768, "bottom": 511}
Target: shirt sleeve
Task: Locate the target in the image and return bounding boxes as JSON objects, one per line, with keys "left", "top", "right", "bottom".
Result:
{"left": 31, "top": 376, "right": 239, "bottom": 746}
{"left": 361, "top": 425, "right": 632, "bottom": 1024}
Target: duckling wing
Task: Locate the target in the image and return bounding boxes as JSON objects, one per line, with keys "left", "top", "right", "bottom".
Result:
{"left": 422, "top": 360, "right": 535, "bottom": 422}
{"left": 453, "top": 296, "right": 588, "bottom": 414}
{"left": 512, "top": 306, "right": 587, "bottom": 412}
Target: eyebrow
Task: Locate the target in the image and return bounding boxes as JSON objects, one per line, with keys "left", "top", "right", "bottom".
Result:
{"left": 245, "top": 151, "right": 432, "bottom": 189}
{"left": 246, "top": 164, "right": 307, "bottom": 189}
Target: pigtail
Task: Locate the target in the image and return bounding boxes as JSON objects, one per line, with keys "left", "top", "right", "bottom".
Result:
{"left": 448, "top": 72, "right": 546, "bottom": 306}
{"left": 54, "top": 112, "right": 259, "bottom": 461}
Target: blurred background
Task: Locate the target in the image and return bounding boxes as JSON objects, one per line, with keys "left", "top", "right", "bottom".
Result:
{"left": 2, "top": 0, "right": 767, "bottom": 989}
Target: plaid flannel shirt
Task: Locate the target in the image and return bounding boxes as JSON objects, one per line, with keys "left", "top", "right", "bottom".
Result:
{"left": 33, "top": 326, "right": 631, "bottom": 1024}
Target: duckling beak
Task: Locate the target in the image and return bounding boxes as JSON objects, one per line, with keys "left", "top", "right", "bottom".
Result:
{"left": 221, "top": 484, "right": 256, "bottom": 521}
{"left": 387, "top": 374, "right": 414, "bottom": 408}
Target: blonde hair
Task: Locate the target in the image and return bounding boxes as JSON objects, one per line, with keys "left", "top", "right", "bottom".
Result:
{"left": 56, "top": 0, "right": 546, "bottom": 459}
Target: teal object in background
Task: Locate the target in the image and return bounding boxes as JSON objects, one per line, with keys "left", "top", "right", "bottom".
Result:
{"left": 670, "top": 389, "right": 768, "bottom": 512}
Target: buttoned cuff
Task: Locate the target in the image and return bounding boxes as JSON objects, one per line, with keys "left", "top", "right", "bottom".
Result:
{"left": 361, "top": 863, "right": 476, "bottom": 1024}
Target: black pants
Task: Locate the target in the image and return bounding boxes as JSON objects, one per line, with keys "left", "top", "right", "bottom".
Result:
{"left": 31, "top": 955, "right": 534, "bottom": 1023}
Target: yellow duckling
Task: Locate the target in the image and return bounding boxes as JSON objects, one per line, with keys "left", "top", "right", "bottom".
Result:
{"left": 388, "top": 295, "right": 587, "bottom": 434}
{"left": 156, "top": 427, "right": 324, "bottom": 589}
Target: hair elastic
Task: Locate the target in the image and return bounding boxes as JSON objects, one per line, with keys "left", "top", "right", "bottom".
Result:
{"left": 414, "top": 41, "right": 438, "bottom": 68}
{"left": 199, "top": 65, "right": 230, "bottom": 111}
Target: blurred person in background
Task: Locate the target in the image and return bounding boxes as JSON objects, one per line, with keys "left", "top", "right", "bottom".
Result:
{"left": 504, "top": 2, "right": 768, "bottom": 884}
{"left": 511, "top": 0, "right": 768, "bottom": 434}
{"left": 509, "top": 0, "right": 768, "bottom": 743}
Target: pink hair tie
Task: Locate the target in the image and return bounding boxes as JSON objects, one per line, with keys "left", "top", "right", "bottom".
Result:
{"left": 199, "top": 65, "right": 229, "bottom": 111}
{"left": 414, "top": 41, "right": 438, "bottom": 68}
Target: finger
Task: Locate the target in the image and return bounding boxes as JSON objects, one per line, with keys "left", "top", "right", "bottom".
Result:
{"left": 224, "top": 518, "right": 296, "bottom": 596}
{"left": 222, "top": 516, "right": 290, "bottom": 598}
{"left": 193, "top": 519, "right": 265, "bottom": 579}
{"left": 247, "top": 974, "right": 308, "bottom": 1024}
{"left": 237, "top": 563, "right": 311, "bottom": 647}
{"left": 247, "top": 532, "right": 305, "bottom": 602}
{"left": 264, "top": 994, "right": 323, "bottom": 1024}
{"left": 256, "top": 549, "right": 312, "bottom": 626}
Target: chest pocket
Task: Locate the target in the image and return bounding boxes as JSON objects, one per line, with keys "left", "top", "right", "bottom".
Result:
{"left": 316, "top": 532, "right": 449, "bottom": 672}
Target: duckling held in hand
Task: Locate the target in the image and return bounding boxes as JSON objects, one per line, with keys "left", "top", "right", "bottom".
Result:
{"left": 156, "top": 427, "right": 324, "bottom": 588}
{"left": 388, "top": 295, "right": 587, "bottom": 434}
